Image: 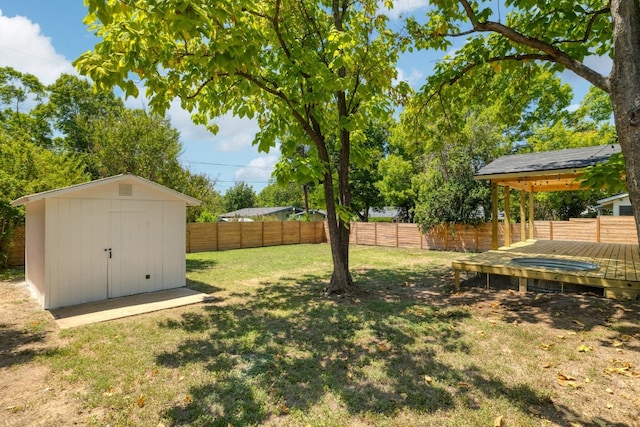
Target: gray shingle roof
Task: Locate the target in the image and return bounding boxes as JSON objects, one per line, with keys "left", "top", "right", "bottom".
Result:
{"left": 476, "top": 144, "right": 621, "bottom": 178}
{"left": 220, "top": 206, "right": 302, "bottom": 217}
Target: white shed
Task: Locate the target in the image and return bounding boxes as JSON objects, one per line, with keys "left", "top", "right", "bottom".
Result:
{"left": 11, "top": 174, "right": 200, "bottom": 309}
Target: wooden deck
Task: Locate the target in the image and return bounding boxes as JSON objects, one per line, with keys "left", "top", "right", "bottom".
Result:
{"left": 452, "top": 240, "right": 640, "bottom": 299}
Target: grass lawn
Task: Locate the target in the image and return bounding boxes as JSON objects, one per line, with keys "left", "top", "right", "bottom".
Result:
{"left": 1, "top": 244, "right": 639, "bottom": 426}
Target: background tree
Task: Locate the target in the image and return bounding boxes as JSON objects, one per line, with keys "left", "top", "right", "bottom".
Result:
{"left": 350, "top": 123, "right": 388, "bottom": 222}
{"left": 45, "top": 74, "right": 124, "bottom": 175}
{"left": 86, "top": 109, "right": 185, "bottom": 185}
{"left": 406, "top": 0, "right": 640, "bottom": 242}
{"left": 0, "top": 130, "right": 87, "bottom": 267}
{"left": 76, "top": 0, "right": 400, "bottom": 293}
{"left": 182, "top": 171, "right": 225, "bottom": 223}
{"left": 224, "top": 182, "right": 257, "bottom": 212}
{"left": 257, "top": 180, "right": 304, "bottom": 208}
{"left": 394, "top": 65, "right": 574, "bottom": 229}
{"left": 0, "top": 67, "right": 50, "bottom": 146}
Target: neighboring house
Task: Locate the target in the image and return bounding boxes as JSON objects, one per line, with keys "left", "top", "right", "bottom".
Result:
{"left": 220, "top": 206, "right": 303, "bottom": 221}
{"left": 596, "top": 193, "right": 633, "bottom": 216}
{"left": 293, "top": 209, "right": 327, "bottom": 222}
{"left": 11, "top": 174, "right": 200, "bottom": 309}
{"left": 367, "top": 207, "right": 406, "bottom": 223}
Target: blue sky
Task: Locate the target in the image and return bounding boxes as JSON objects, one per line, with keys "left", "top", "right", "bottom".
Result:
{"left": 0, "top": 1, "right": 608, "bottom": 193}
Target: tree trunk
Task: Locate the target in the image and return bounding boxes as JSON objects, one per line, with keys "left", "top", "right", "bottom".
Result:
{"left": 610, "top": 0, "right": 640, "bottom": 245}
{"left": 322, "top": 169, "right": 355, "bottom": 294}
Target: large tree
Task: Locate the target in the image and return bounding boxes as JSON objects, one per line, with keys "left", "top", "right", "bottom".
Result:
{"left": 0, "top": 130, "right": 88, "bottom": 267}
{"left": 76, "top": 0, "right": 399, "bottom": 293}
{"left": 224, "top": 182, "right": 257, "bottom": 212}
{"left": 407, "top": 0, "right": 640, "bottom": 242}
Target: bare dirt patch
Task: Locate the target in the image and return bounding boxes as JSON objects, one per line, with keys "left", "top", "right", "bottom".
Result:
{"left": 0, "top": 278, "right": 86, "bottom": 427}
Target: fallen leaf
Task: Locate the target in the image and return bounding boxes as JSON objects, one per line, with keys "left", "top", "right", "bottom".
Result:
{"left": 606, "top": 388, "right": 613, "bottom": 394}
{"left": 556, "top": 335, "right": 565, "bottom": 339}
{"left": 278, "top": 402, "right": 290, "bottom": 414}
{"left": 103, "top": 387, "right": 116, "bottom": 397}
{"left": 557, "top": 372, "right": 580, "bottom": 388}
{"left": 584, "top": 377, "right": 591, "bottom": 383}
{"left": 577, "top": 344, "right": 593, "bottom": 353}
{"left": 184, "top": 396, "right": 192, "bottom": 404}
{"left": 558, "top": 373, "right": 577, "bottom": 381}
{"left": 377, "top": 343, "right": 391, "bottom": 352}
{"left": 567, "top": 331, "right": 577, "bottom": 336}
{"left": 542, "top": 362, "right": 554, "bottom": 369}
{"left": 572, "top": 319, "right": 585, "bottom": 327}
{"left": 621, "top": 334, "right": 633, "bottom": 341}
{"left": 457, "top": 382, "right": 470, "bottom": 389}
{"left": 606, "top": 403, "right": 613, "bottom": 409}
{"left": 424, "top": 375, "right": 433, "bottom": 384}
{"left": 540, "top": 343, "right": 554, "bottom": 351}
{"left": 347, "top": 371, "right": 353, "bottom": 379}
{"left": 178, "top": 375, "right": 186, "bottom": 382}
{"left": 477, "top": 331, "right": 486, "bottom": 337}
{"left": 613, "top": 341, "right": 624, "bottom": 348}
{"left": 493, "top": 415, "right": 503, "bottom": 427}
{"left": 137, "top": 395, "right": 145, "bottom": 408}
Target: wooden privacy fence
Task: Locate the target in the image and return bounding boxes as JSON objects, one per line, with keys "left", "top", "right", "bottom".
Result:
{"left": 349, "top": 216, "right": 639, "bottom": 251}
{"left": 187, "top": 221, "right": 327, "bottom": 253}
{"left": 5, "top": 216, "right": 637, "bottom": 266}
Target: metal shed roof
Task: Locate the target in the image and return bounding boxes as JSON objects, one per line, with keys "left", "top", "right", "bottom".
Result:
{"left": 11, "top": 174, "right": 201, "bottom": 207}
{"left": 475, "top": 144, "right": 621, "bottom": 192}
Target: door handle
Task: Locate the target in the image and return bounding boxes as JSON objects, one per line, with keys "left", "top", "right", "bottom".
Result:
{"left": 104, "top": 248, "right": 112, "bottom": 258}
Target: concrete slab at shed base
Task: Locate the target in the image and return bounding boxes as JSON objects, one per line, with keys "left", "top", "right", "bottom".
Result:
{"left": 50, "top": 287, "right": 208, "bottom": 329}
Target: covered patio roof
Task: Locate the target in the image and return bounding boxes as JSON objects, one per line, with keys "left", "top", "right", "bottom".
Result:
{"left": 474, "top": 144, "right": 621, "bottom": 249}
{"left": 475, "top": 144, "right": 621, "bottom": 192}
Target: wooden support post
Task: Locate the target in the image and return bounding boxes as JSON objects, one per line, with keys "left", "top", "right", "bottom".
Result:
{"left": 454, "top": 270, "right": 460, "bottom": 292}
{"left": 504, "top": 185, "right": 511, "bottom": 247}
{"left": 520, "top": 190, "right": 526, "bottom": 243}
{"left": 529, "top": 190, "right": 535, "bottom": 240}
{"left": 491, "top": 182, "right": 499, "bottom": 250}
{"left": 518, "top": 277, "right": 528, "bottom": 293}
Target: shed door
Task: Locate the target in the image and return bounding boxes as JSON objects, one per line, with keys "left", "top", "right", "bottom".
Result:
{"left": 108, "top": 211, "right": 151, "bottom": 298}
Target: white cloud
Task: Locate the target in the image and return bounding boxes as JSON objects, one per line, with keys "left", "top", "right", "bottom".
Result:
{"left": 382, "top": 0, "right": 429, "bottom": 19}
{"left": 0, "top": 10, "right": 75, "bottom": 84}
{"left": 123, "top": 91, "right": 260, "bottom": 151}
{"left": 395, "top": 66, "right": 424, "bottom": 87}
{"left": 235, "top": 154, "right": 278, "bottom": 184}
{"left": 209, "top": 114, "right": 260, "bottom": 152}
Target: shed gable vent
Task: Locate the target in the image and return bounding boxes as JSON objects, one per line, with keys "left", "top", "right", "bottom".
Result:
{"left": 118, "top": 183, "right": 133, "bottom": 197}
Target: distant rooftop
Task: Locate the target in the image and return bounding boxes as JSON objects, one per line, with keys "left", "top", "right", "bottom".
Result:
{"left": 220, "top": 206, "right": 302, "bottom": 218}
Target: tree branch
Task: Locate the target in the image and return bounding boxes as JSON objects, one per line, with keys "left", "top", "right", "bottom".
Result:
{"left": 446, "top": 53, "right": 552, "bottom": 87}
{"left": 458, "top": 0, "right": 610, "bottom": 92}
{"left": 552, "top": 7, "right": 610, "bottom": 45}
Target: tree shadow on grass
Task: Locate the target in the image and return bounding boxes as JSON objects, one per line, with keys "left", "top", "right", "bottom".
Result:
{"left": 153, "top": 263, "right": 607, "bottom": 426}
{"left": 452, "top": 273, "right": 640, "bottom": 343}
{"left": 0, "top": 323, "right": 50, "bottom": 368}
{"left": 186, "top": 258, "right": 218, "bottom": 273}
